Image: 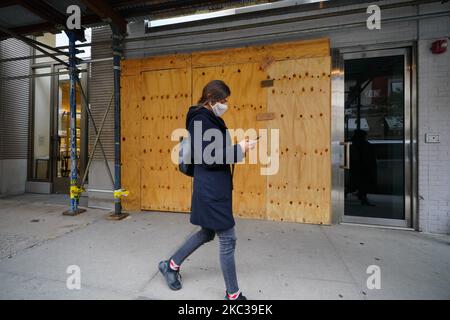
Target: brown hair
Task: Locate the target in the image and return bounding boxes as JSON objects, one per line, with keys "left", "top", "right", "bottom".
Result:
{"left": 197, "top": 80, "right": 231, "bottom": 105}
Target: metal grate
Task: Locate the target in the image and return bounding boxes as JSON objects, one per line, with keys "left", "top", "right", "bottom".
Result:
{"left": 0, "top": 38, "right": 31, "bottom": 160}
{"left": 89, "top": 26, "right": 115, "bottom": 161}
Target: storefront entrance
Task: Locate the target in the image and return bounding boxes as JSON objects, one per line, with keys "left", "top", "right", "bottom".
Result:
{"left": 339, "top": 48, "right": 414, "bottom": 228}
{"left": 28, "top": 63, "right": 88, "bottom": 194}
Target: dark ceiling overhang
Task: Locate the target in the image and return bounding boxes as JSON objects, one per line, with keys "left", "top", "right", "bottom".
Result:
{"left": 1, "top": 0, "right": 446, "bottom": 41}
{"left": 0, "top": 0, "right": 271, "bottom": 40}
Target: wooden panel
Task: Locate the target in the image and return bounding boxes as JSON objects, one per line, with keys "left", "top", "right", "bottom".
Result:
{"left": 121, "top": 37, "right": 332, "bottom": 225}
{"left": 121, "top": 75, "right": 141, "bottom": 211}
{"left": 192, "top": 38, "right": 329, "bottom": 68}
{"left": 140, "top": 54, "right": 191, "bottom": 72}
{"left": 140, "top": 68, "right": 192, "bottom": 212}
{"left": 121, "top": 59, "right": 141, "bottom": 76}
{"left": 256, "top": 112, "right": 275, "bottom": 121}
{"left": 123, "top": 54, "right": 191, "bottom": 76}
{"left": 266, "top": 57, "right": 332, "bottom": 225}
{"left": 192, "top": 63, "right": 268, "bottom": 220}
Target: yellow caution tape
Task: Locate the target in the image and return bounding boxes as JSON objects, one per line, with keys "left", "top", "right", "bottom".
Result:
{"left": 113, "top": 189, "right": 129, "bottom": 199}
{"left": 70, "top": 186, "right": 85, "bottom": 200}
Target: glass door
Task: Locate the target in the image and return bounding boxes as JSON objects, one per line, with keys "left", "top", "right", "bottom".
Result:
{"left": 341, "top": 48, "right": 411, "bottom": 227}
{"left": 52, "top": 65, "right": 88, "bottom": 193}
{"left": 30, "top": 66, "right": 52, "bottom": 182}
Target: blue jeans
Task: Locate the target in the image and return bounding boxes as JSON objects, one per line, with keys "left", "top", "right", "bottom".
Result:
{"left": 170, "top": 227, "right": 239, "bottom": 294}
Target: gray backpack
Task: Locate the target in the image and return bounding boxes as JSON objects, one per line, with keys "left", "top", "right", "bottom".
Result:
{"left": 178, "top": 107, "right": 236, "bottom": 179}
{"left": 178, "top": 134, "right": 194, "bottom": 177}
{"left": 179, "top": 110, "right": 199, "bottom": 177}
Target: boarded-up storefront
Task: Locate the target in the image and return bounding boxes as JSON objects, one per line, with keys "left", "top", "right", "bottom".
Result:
{"left": 120, "top": 37, "right": 331, "bottom": 225}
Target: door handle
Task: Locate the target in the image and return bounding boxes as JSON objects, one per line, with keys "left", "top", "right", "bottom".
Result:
{"left": 339, "top": 141, "right": 351, "bottom": 170}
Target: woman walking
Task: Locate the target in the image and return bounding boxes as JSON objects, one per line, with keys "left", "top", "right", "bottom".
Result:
{"left": 158, "top": 80, "right": 256, "bottom": 300}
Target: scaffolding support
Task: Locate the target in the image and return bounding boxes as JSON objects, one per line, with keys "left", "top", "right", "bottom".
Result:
{"left": 0, "top": 26, "right": 73, "bottom": 68}
{"left": 2, "top": 21, "right": 130, "bottom": 217}
{"left": 107, "top": 25, "right": 129, "bottom": 221}
{"left": 80, "top": 89, "right": 115, "bottom": 188}
{"left": 62, "top": 29, "right": 87, "bottom": 216}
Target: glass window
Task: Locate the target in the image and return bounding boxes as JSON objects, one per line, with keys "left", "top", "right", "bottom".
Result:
{"left": 31, "top": 67, "right": 51, "bottom": 180}
{"left": 344, "top": 55, "right": 405, "bottom": 220}
{"left": 56, "top": 74, "right": 82, "bottom": 178}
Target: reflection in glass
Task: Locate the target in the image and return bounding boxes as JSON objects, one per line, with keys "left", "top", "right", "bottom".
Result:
{"left": 344, "top": 55, "right": 405, "bottom": 220}
{"left": 56, "top": 75, "right": 82, "bottom": 178}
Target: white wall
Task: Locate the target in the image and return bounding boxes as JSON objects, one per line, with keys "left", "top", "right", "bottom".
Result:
{"left": 417, "top": 17, "right": 450, "bottom": 234}
{"left": 33, "top": 67, "right": 51, "bottom": 162}
{"left": 87, "top": 160, "right": 115, "bottom": 210}
{"left": 0, "top": 160, "right": 27, "bottom": 196}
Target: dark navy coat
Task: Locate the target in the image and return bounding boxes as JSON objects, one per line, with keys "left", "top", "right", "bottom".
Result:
{"left": 186, "top": 105, "right": 244, "bottom": 231}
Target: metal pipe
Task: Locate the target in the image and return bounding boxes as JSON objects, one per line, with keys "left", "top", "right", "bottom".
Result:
{"left": 30, "top": 57, "right": 112, "bottom": 69}
{"left": 81, "top": 57, "right": 114, "bottom": 64}
{"left": 86, "top": 189, "right": 114, "bottom": 193}
{"left": 67, "top": 30, "right": 80, "bottom": 212}
{"left": 1, "top": 51, "right": 82, "bottom": 64}
{"left": 0, "top": 70, "right": 87, "bottom": 81}
{"left": 0, "top": 41, "right": 90, "bottom": 64}
{"left": 112, "top": 28, "right": 124, "bottom": 216}
{"left": 0, "top": 25, "right": 71, "bottom": 68}
{"left": 2, "top": 59, "right": 111, "bottom": 82}
{"left": 53, "top": 43, "right": 92, "bottom": 50}
{"left": 25, "top": 36, "right": 72, "bottom": 58}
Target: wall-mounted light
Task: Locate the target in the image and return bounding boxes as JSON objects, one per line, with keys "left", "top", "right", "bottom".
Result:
{"left": 430, "top": 39, "right": 448, "bottom": 54}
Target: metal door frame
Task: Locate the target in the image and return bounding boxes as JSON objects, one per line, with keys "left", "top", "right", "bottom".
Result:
{"left": 331, "top": 44, "right": 418, "bottom": 229}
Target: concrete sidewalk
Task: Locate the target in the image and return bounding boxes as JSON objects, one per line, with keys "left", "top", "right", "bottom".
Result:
{"left": 0, "top": 194, "right": 449, "bottom": 300}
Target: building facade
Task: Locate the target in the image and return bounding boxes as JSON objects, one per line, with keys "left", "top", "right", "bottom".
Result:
{"left": 0, "top": 0, "right": 449, "bottom": 234}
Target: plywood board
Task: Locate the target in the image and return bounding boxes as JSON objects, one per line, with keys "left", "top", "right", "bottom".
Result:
{"left": 140, "top": 54, "right": 191, "bottom": 72}
{"left": 121, "top": 59, "right": 141, "bottom": 76}
{"left": 192, "top": 38, "right": 329, "bottom": 68}
{"left": 266, "top": 57, "right": 332, "bottom": 225}
{"left": 121, "top": 37, "right": 332, "bottom": 225}
{"left": 140, "top": 68, "right": 192, "bottom": 212}
{"left": 192, "top": 62, "right": 268, "bottom": 220}
{"left": 121, "top": 75, "right": 141, "bottom": 211}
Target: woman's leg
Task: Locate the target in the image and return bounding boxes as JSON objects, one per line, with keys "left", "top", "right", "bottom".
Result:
{"left": 216, "top": 227, "right": 239, "bottom": 294}
{"left": 170, "top": 228, "right": 215, "bottom": 266}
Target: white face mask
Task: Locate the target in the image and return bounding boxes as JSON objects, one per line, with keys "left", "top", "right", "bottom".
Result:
{"left": 211, "top": 102, "right": 228, "bottom": 117}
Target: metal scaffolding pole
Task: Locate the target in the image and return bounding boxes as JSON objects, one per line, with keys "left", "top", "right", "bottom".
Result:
{"left": 107, "top": 25, "right": 129, "bottom": 220}
{"left": 63, "top": 29, "right": 87, "bottom": 216}
{"left": 0, "top": 25, "right": 70, "bottom": 68}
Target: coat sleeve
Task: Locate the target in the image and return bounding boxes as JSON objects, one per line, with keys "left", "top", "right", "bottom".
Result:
{"left": 188, "top": 114, "right": 244, "bottom": 168}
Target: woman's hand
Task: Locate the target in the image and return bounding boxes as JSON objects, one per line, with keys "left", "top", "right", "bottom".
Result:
{"left": 238, "top": 139, "right": 257, "bottom": 153}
